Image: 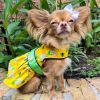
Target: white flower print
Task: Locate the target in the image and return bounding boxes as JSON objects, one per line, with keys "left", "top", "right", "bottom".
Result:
{"left": 15, "top": 78, "right": 22, "bottom": 85}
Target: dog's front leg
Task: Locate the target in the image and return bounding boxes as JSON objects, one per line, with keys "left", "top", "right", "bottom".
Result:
{"left": 44, "top": 72, "right": 56, "bottom": 99}
{"left": 58, "top": 74, "right": 70, "bottom": 93}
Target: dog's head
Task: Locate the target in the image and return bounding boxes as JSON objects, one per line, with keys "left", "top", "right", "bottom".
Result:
{"left": 26, "top": 6, "right": 92, "bottom": 48}
{"left": 49, "top": 10, "right": 76, "bottom": 39}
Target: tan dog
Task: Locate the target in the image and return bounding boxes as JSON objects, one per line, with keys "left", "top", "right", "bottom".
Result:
{"left": 19, "top": 5, "right": 92, "bottom": 98}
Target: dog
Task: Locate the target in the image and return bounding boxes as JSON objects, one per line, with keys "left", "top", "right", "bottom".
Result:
{"left": 4, "top": 4, "right": 92, "bottom": 99}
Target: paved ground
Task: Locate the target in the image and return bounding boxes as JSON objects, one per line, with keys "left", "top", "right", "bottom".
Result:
{"left": 0, "top": 68, "right": 100, "bottom": 100}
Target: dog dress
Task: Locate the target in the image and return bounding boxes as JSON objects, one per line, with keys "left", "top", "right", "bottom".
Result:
{"left": 4, "top": 45, "right": 69, "bottom": 88}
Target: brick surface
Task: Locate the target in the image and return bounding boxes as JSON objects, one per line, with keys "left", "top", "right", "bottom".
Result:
{"left": 0, "top": 68, "right": 100, "bottom": 100}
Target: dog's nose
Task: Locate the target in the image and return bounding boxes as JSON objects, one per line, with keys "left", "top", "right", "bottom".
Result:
{"left": 60, "top": 23, "right": 67, "bottom": 28}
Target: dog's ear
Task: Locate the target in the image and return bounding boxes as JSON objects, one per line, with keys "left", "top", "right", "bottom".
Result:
{"left": 26, "top": 9, "right": 50, "bottom": 40}
{"left": 27, "top": 9, "right": 50, "bottom": 27}
{"left": 74, "top": 6, "right": 92, "bottom": 38}
{"left": 75, "top": 6, "right": 90, "bottom": 24}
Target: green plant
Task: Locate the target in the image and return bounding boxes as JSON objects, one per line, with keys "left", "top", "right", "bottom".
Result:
{"left": 0, "top": 0, "right": 38, "bottom": 68}
{"left": 81, "top": 57, "right": 100, "bottom": 77}
{"left": 85, "top": 2, "right": 100, "bottom": 52}
{"left": 69, "top": 46, "right": 87, "bottom": 66}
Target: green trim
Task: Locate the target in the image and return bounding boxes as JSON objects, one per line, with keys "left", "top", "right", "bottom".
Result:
{"left": 28, "top": 49, "right": 43, "bottom": 75}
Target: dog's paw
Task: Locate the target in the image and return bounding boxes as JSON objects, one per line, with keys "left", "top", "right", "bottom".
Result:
{"left": 61, "top": 87, "right": 70, "bottom": 93}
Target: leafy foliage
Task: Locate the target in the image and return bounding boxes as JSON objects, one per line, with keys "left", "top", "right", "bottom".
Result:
{"left": 81, "top": 57, "right": 100, "bottom": 77}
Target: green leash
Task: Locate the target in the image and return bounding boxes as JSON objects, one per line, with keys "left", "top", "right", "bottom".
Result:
{"left": 28, "top": 49, "right": 43, "bottom": 75}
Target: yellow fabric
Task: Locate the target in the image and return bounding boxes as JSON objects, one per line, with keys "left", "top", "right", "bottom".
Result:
{"left": 4, "top": 53, "right": 35, "bottom": 88}
{"left": 4, "top": 45, "right": 69, "bottom": 89}
{"left": 35, "top": 45, "right": 69, "bottom": 66}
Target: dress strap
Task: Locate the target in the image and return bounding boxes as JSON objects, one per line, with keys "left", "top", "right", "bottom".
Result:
{"left": 27, "top": 49, "right": 43, "bottom": 75}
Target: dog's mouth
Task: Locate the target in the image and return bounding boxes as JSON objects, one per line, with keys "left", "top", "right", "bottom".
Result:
{"left": 58, "top": 30, "right": 69, "bottom": 35}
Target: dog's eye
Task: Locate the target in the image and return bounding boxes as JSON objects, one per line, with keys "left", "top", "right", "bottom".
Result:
{"left": 69, "top": 19, "right": 74, "bottom": 22}
{"left": 51, "top": 22, "right": 58, "bottom": 25}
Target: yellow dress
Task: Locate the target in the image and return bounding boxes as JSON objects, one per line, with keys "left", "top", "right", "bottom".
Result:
{"left": 4, "top": 45, "right": 69, "bottom": 88}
